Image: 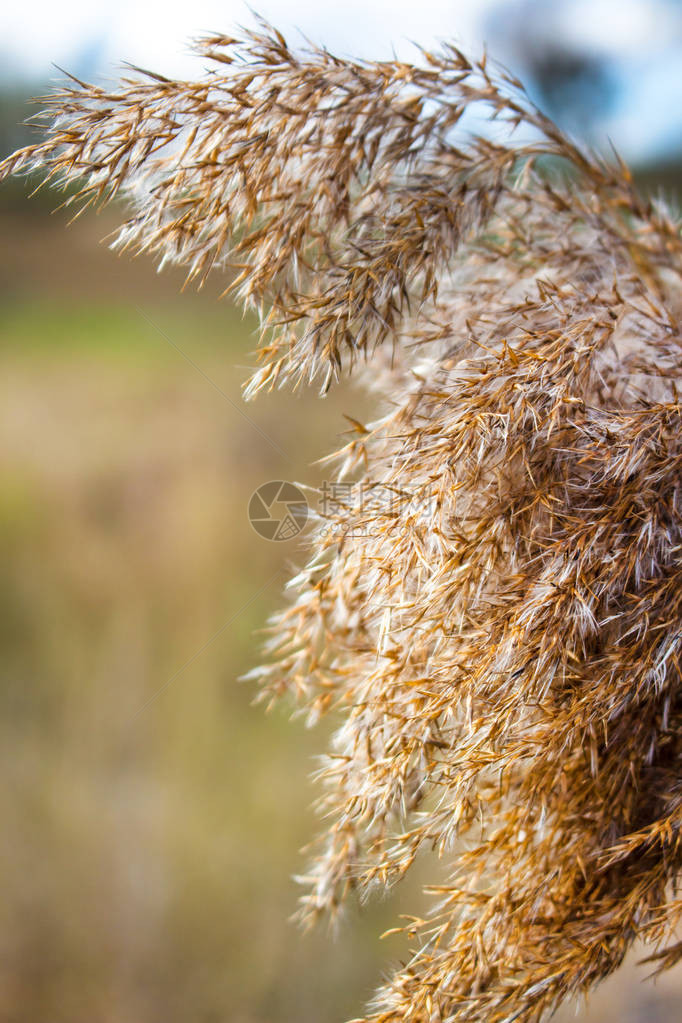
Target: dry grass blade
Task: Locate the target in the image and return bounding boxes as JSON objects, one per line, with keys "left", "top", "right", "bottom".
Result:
{"left": 3, "top": 17, "right": 682, "bottom": 1023}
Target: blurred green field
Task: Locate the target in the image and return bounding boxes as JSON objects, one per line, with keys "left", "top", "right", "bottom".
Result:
{"left": 0, "top": 187, "right": 415, "bottom": 1023}
{"left": 2, "top": 184, "right": 682, "bottom": 1023}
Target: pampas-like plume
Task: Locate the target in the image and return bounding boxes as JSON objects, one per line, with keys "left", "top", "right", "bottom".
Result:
{"left": 3, "top": 19, "right": 682, "bottom": 1021}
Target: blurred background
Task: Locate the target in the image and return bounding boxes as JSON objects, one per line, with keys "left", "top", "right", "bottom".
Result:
{"left": 0, "top": 2, "right": 681, "bottom": 1021}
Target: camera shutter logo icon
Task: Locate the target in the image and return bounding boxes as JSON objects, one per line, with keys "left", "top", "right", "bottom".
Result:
{"left": 248, "top": 481, "right": 308, "bottom": 541}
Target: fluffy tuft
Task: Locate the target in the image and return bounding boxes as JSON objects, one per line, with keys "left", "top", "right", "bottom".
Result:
{"left": 4, "top": 21, "right": 682, "bottom": 1022}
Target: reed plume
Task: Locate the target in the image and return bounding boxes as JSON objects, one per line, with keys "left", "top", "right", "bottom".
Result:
{"left": 3, "top": 19, "right": 682, "bottom": 1022}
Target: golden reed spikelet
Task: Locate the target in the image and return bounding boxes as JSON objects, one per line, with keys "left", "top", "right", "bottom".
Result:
{"left": 3, "top": 18, "right": 682, "bottom": 1021}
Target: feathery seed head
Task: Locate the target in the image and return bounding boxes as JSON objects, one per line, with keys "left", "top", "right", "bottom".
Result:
{"left": 3, "top": 19, "right": 682, "bottom": 1022}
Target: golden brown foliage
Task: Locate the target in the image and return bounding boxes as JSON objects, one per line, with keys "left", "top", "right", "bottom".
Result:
{"left": 3, "top": 19, "right": 682, "bottom": 1022}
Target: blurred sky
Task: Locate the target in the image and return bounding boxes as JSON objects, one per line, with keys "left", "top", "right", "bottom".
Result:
{"left": 1, "top": 0, "right": 681, "bottom": 165}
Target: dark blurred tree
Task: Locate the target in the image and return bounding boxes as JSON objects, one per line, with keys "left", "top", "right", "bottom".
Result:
{"left": 485, "top": 0, "right": 617, "bottom": 137}
{"left": 485, "top": 0, "right": 682, "bottom": 195}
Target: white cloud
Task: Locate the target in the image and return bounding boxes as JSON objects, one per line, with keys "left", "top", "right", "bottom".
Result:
{"left": 1, "top": 0, "right": 681, "bottom": 163}
{"left": 0, "top": 0, "right": 497, "bottom": 80}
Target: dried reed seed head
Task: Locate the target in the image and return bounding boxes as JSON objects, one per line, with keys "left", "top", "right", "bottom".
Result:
{"left": 3, "top": 18, "right": 682, "bottom": 1023}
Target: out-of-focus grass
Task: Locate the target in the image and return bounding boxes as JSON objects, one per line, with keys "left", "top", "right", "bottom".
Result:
{"left": 1, "top": 299, "right": 236, "bottom": 360}
{"left": 0, "top": 189, "right": 415, "bottom": 1023}
{"left": 2, "top": 185, "right": 682, "bottom": 1023}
